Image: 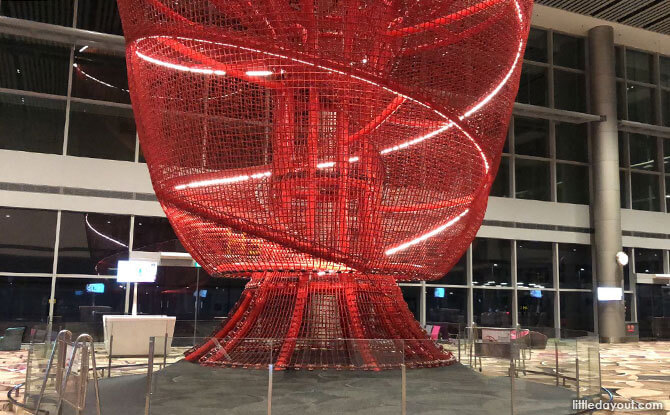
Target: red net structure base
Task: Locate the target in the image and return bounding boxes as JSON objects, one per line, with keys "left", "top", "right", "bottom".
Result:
{"left": 185, "top": 272, "right": 454, "bottom": 369}
{"left": 117, "top": 0, "right": 533, "bottom": 370}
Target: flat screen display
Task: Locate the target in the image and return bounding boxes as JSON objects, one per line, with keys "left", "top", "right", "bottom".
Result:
{"left": 434, "top": 287, "right": 445, "bottom": 298}
{"left": 86, "top": 283, "right": 105, "bottom": 294}
{"left": 530, "top": 290, "right": 542, "bottom": 298}
{"left": 117, "top": 260, "right": 158, "bottom": 283}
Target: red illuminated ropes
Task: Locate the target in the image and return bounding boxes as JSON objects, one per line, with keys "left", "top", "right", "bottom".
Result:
{"left": 117, "top": 0, "right": 534, "bottom": 369}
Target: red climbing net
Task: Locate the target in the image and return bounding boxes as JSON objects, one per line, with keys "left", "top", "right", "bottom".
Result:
{"left": 118, "top": 0, "right": 533, "bottom": 369}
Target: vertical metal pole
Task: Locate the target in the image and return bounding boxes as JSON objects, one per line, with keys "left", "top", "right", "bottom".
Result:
{"left": 510, "top": 348, "right": 516, "bottom": 415}
{"left": 194, "top": 267, "right": 200, "bottom": 342}
{"left": 108, "top": 335, "right": 113, "bottom": 378}
{"left": 589, "top": 25, "right": 625, "bottom": 343}
{"left": 145, "top": 337, "right": 155, "bottom": 415}
{"left": 90, "top": 341, "right": 102, "bottom": 415}
{"left": 24, "top": 338, "right": 34, "bottom": 404}
{"left": 163, "top": 332, "right": 168, "bottom": 369}
{"left": 401, "top": 363, "right": 407, "bottom": 415}
{"left": 575, "top": 355, "right": 580, "bottom": 398}
{"left": 267, "top": 364, "right": 273, "bottom": 415}
{"left": 457, "top": 336, "right": 461, "bottom": 362}
{"left": 555, "top": 340, "right": 560, "bottom": 386}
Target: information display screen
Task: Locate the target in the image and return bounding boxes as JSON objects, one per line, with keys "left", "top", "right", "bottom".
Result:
{"left": 117, "top": 260, "right": 158, "bottom": 283}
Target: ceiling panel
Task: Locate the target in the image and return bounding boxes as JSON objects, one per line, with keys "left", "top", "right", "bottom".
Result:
{"left": 536, "top": 0, "right": 670, "bottom": 35}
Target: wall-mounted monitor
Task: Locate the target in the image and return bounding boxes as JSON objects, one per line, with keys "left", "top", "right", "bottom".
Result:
{"left": 86, "top": 283, "right": 105, "bottom": 294}
{"left": 530, "top": 290, "right": 542, "bottom": 299}
{"left": 597, "top": 286, "right": 623, "bottom": 301}
{"left": 434, "top": 287, "right": 445, "bottom": 298}
{"left": 117, "top": 260, "right": 158, "bottom": 283}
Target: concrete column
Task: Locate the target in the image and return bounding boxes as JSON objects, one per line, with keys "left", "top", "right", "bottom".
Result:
{"left": 588, "top": 26, "right": 626, "bottom": 342}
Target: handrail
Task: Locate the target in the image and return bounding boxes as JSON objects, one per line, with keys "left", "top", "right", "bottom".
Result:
{"left": 6, "top": 383, "right": 49, "bottom": 415}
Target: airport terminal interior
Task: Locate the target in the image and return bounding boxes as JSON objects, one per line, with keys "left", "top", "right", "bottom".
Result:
{"left": 1, "top": 0, "right": 670, "bottom": 414}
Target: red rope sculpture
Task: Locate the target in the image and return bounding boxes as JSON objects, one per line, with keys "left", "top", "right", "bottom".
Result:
{"left": 118, "top": 0, "right": 534, "bottom": 369}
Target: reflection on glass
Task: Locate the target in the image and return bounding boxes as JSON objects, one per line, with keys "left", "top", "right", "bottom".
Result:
{"left": 558, "top": 243, "right": 592, "bottom": 289}
{"left": 138, "top": 267, "right": 197, "bottom": 321}
{"left": 634, "top": 248, "right": 663, "bottom": 274}
{"left": 557, "top": 163, "right": 590, "bottom": 205}
{"left": 514, "top": 116, "right": 549, "bottom": 157}
{"left": 0, "top": 93, "right": 66, "bottom": 154}
{"left": 661, "top": 56, "right": 670, "bottom": 87}
{"left": 67, "top": 101, "right": 136, "bottom": 161}
{"left": 560, "top": 291, "right": 594, "bottom": 332}
{"left": 428, "top": 253, "right": 466, "bottom": 285}
{"left": 490, "top": 156, "right": 510, "bottom": 197}
{"left": 196, "top": 276, "right": 247, "bottom": 321}
{"left": 517, "top": 240, "right": 553, "bottom": 288}
{"left": 72, "top": 48, "right": 130, "bottom": 103}
{"left": 626, "top": 49, "right": 653, "bottom": 84}
{"left": 553, "top": 33, "right": 585, "bottom": 69}
{"left": 0, "top": 207, "right": 57, "bottom": 273}
{"left": 1, "top": 0, "right": 74, "bottom": 26}
{"left": 554, "top": 70, "right": 586, "bottom": 112}
{"left": 472, "top": 238, "right": 511, "bottom": 286}
{"left": 665, "top": 138, "right": 670, "bottom": 173}
{"left": 0, "top": 34, "right": 70, "bottom": 95}
{"left": 133, "top": 216, "right": 186, "bottom": 252}
{"left": 518, "top": 290, "right": 554, "bottom": 328}
{"left": 57, "top": 212, "right": 130, "bottom": 275}
{"left": 0, "top": 276, "right": 51, "bottom": 333}
{"left": 556, "top": 122, "right": 588, "bottom": 162}
{"left": 77, "top": 0, "right": 124, "bottom": 35}
{"left": 473, "top": 289, "right": 513, "bottom": 327}
{"left": 401, "top": 286, "right": 421, "bottom": 320}
{"left": 666, "top": 177, "right": 670, "bottom": 213}
{"left": 54, "top": 278, "right": 126, "bottom": 328}
{"left": 516, "top": 63, "right": 548, "bottom": 106}
{"left": 515, "top": 158, "right": 551, "bottom": 201}
{"left": 630, "top": 173, "right": 660, "bottom": 211}
{"left": 524, "top": 28, "right": 547, "bottom": 63}
{"left": 426, "top": 288, "right": 467, "bottom": 325}
{"left": 629, "top": 134, "right": 658, "bottom": 171}
{"left": 627, "top": 84, "right": 656, "bottom": 124}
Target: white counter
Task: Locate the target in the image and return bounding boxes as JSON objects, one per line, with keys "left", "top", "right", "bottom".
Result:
{"left": 103, "top": 315, "right": 176, "bottom": 357}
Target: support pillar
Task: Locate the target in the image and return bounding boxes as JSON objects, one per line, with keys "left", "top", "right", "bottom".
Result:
{"left": 588, "top": 26, "right": 626, "bottom": 343}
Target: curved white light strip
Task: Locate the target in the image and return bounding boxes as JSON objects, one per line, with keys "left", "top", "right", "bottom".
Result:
{"left": 135, "top": 50, "right": 226, "bottom": 76}
{"left": 85, "top": 214, "right": 128, "bottom": 248}
{"left": 175, "top": 171, "right": 271, "bottom": 190}
{"left": 384, "top": 209, "right": 470, "bottom": 256}
{"left": 74, "top": 63, "right": 130, "bottom": 93}
{"left": 380, "top": 122, "right": 453, "bottom": 155}
{"left": 245, "top": 70, "right": 273, "bottom": 76}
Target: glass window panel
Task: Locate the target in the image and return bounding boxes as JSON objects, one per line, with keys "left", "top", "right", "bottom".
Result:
{"left": 0, "top": 276, "right": 51, "bottom": 335}
{"left": 490, "top": 156, "right": 510, "bottom": 197}
{"left": 401, "top": 286, "right": 421, "bottom": 320}
{"left": 0, "top": 34, "right": 71, "bottom": 95}
{"left": 560, "top": 292, "right": 594, "bottom": 332}
{"left": 555, "top": 123, "right": 588, "bottom": 162}
{"left": 627, "top": 84, "right": 656, "bottom": 124}
{"left": 428, "top": 252, "right": 466, "bottom": 285}
{"left": 626, "top": 49, "right": 653, "bottom": 84}
{"left": 518, "top": 290, "right": 554, "bottom": 328}
{"left": 72, "top": 48, "right": 130, "bottom": 104}
{"left": 54, "top": 278, "right": 126, "bottom": 336}
{"left": 634, "top": 248, "right": 663, "bottom": 274}
{"left": 666, "top": 177, "right": 670, "bottom": 213}
{"left": 661, "top": 56, "right": 670, "bottom": 87}
{"left": 472, "top": 238, "right": 511, "bottom": 286}
{"left": 617, "top": 81, "right": 627, "bottom": 120}
{"left": 624, "top": 293, "right": 632, "bottom": 322}
{"left": 516, "top": 64, "right": 548, "bottom": 106}
{"left": 67, "top": 101, "right": 136, "bottom": 161}
{"left": 1, "top": 0, "right": 74, "bottom": 26}
{"left": 196, "top": 275, "right": 247, "bottom": 321}
{"left": 133, "top": 216, "right": 185, "bottom": 252}
{"left": 629, "top": 134, "right": 658, "bottom": 171}
{"left": 615, "top": 47, "right": 624, "bottom": 78}
{"left": 515, "top": 159, "right": 551, "bottom": 201}
{"left": 557, "top": 163, "right": 590, "bottom": 205}
{"left": 630, "top": 173, "right": 660, "bottom": 211}
{"left": 618, "top": 132, "right": 627, "bottom": 168}
{"left": 524, "top": 28, "right": 547, "bottom": 63}
{"left": 553, "top": 33, "right": 585, "bottom": 69}
{"left": 514, "top": 116, "right": 549, "bottom": 157}
{"left": 623, "top": 247, "right": 632, "bottom": 291}
{"left": 665, "top": 139, "right": 670, "bottom": 173}
{"left": 77, "top": 0, "right": 123, "bottom": 35}
{"left": 558, "top": 243, "right": 592, "bottom": 289}
{"left": 0, "top": 93, "right": 65, "bottom": 154}
{"left": 517, "top": 240, "right": 553, "bottom": 288}
{"left": 427, "top": 288, "right": 467, "bottom": 325}
{"left": 137, "top": 267, "right": 197, "bottom": 323}
{"left": 57, "top": 212, "right": 130, "bottom": 275}
{"left": 554, "top": 70, "right": 586, "bottom": 112}
{"left": 0, "top": 207, "right": 57, "bottom": 273}
{"left": 473, "top": 289, "right": 513, "bottom": 327}
{"left": 662, "top": 90, "right": 670, "bottom": 128}
{"left": 620, "top": 170, "right": 628, "bottom": 208}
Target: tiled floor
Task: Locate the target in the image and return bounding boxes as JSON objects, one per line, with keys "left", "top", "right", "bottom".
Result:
{"left": 1, "top": 342, "right": 668, "bottom": 414}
